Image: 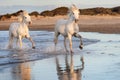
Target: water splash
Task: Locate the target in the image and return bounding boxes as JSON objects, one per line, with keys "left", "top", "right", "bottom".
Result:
{"left": 0, "top": 31, "right": 99, "bottom": 65}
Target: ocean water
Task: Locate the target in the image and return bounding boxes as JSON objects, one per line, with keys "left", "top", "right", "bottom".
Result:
{"left": 0, "top": 31, "right": 120, "bottom": 80}
{"left": 0, "top": 31, "right": 98, "bottom": 65}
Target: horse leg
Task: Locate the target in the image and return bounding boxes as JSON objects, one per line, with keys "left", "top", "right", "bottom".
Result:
{"left": 18, "top": 36, "right": 22, "bottom": 49}
{"left": 27, "top": 37, "right": 35, "bottom": 49}
{"left": 68, "top": 34, "right": 73, "bottom": 53}
{"left": 8, "top": 35, "right": 14, "bottom": 49}
{"left": 73, "top": 33, "right": 83, "bottom": 49}
{"left": 54, "top": 32, "right": 60, "bottom": 47}
{"left": 16, "top": 38, "right": 19, "bottom": 46}
{"left": 64, "top": 37, "right": 68, "bottom": 52}
{"left": 54, "top": 32, "right": 60, "bottom": 52}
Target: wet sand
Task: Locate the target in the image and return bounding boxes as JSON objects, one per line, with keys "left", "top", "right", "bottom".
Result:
{"left": 0, "top": 15, "right": 120, "bottom": 33}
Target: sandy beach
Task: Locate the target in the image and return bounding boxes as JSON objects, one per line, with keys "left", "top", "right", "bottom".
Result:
{"left": 0, "top": 15, "right": 120, "bottom": 33}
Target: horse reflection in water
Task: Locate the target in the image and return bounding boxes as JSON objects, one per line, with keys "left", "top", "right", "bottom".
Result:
{"left": 11, "top": 51, "right": 31, "bottom": 80}
{"left": 12, "top": 63, "right": 31, "bottom": 80}
{"left": 55, "top": 54, "right": 84, "bottom": 80}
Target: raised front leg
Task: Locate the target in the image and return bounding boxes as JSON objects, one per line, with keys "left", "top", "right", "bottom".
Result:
{"left": 68, "top": 34, "right": 73, "bottom": 53}
{"left": 73, "top": 33, "right": 83, "bottom": 49}
{"left": 28, "top": 37, "right": 35, "bottom": 49}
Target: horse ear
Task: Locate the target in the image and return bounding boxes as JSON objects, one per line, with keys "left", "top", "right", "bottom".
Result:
{"left": 71, "top": 4, "right": 78, "bottom": 11}
{"left": 22, "top": 10, "right": 28, "bottom": 15}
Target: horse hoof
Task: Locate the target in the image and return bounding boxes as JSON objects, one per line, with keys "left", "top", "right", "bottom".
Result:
{"left": 70, "top": 51, "right": 74, "bottom": 54}
{"left": 66, "top": 50, "right": 69, "bottom": 52}
{"left": 32, "top": 46, "right": 35, "bottom": 49}
{"left": 79, "top": 45, "right": 83, "bottom": 50}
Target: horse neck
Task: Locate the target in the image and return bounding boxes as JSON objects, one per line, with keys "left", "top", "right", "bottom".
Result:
{"left": 67, "top": 15, "right": 78, "bottom": 28}
{"left": 21, "top": 20, "right": 28, "bottom": 26}
{"left": 68, "top": 15, "right": 75, "bottom": 23}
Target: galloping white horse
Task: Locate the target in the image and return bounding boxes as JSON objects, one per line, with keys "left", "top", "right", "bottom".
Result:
{"left": 8, "top": 10, "right": 35, "bottom": 49}
{"left": 54, "top": 5, "right": 83, "bottom": 53}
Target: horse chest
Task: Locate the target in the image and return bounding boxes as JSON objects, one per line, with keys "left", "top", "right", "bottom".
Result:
{"left": 17, "top": 26, "right": 28, "bottom": 37}
{"left": 66, "top": 23, "right": 79, "bottom": 34}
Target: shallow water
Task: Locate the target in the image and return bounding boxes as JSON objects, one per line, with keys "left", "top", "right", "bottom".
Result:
{"left": 0, "top": 31, "right": 120, "bottom": 80}
{"left": 0, "top": 31, "right": 98, "bottom": 65}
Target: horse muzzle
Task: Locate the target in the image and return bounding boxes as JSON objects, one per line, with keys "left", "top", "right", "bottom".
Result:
{"left": 75, "top": 19, "right": 79, "bottom": 23}
{"left": 29, "top": 21, "right": 32, "bottom": 25}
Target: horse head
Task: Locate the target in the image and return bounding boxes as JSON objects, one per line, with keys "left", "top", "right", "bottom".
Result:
{"left": 69, "top": 4, "right": 80, "bottom": 22}
{"left": 18, "top": 10, "right": 32, "bottom": 25}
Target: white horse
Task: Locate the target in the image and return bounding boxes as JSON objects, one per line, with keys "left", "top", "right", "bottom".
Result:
{"left": 54, "top": 5, "right": 83, "bottom": 53}
{"left": 8, "top": 10, "right": 35, "bottom": 49}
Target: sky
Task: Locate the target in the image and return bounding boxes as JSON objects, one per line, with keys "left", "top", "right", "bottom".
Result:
{"left": 0, "top": 0, "right": 120, "bottom": 15}
{"left": 0, "top": 0, "right": 120, "bottom": 8}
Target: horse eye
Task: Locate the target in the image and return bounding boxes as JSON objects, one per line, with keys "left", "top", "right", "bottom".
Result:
{"left": 24, "top": 17, "right": 27, "bottom": 19}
